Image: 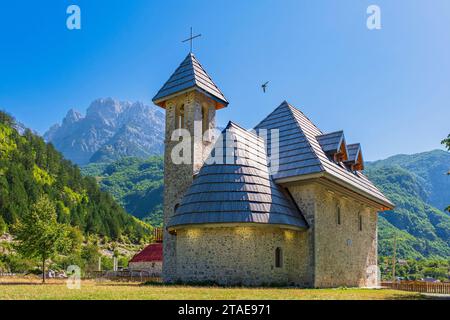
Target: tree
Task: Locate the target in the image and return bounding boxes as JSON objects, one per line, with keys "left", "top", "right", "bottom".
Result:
{"left": 0, "top": 215, "right": 7, "bottom": 234}
{"left": 442, "top": 134, "right": 450, "bottom": 212}
{"left": 81, "top": 243, "right": 100, "bottom": 271}
{"left": 13, "top": 196, "right": 78, "bottom": 283}
{"left": 442, "top": 134, "right": 450, "bottom": 151}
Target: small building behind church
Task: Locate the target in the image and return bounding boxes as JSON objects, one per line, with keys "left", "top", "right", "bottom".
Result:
{"left": 151, "top": 53, "right": 394, "bottom": 288}
{"left": 129, "top": 229, "right": 163, "bottom": 276}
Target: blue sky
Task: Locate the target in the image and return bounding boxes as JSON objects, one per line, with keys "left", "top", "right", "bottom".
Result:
{"left": 0, "top": 0, "right": 449, "bottom": 160}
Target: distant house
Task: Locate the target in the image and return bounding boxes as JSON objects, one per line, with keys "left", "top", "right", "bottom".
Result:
{"left": 129, "top": 228, "right": 163, "bottom": 276}
{"left": 398, "top": 259, "right": 408, "bottom": 266}
{"left": 128, "top": 243, "right": 163, "bottom": 276}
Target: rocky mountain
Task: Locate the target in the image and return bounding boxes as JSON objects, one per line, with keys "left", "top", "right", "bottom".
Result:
{"left": 44, "top": 98, "right": 165, "bottom": 165}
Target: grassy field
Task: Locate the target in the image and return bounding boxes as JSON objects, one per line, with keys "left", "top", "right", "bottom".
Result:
{"left": 0, "top": 277, "right": 424, "bottom": 300}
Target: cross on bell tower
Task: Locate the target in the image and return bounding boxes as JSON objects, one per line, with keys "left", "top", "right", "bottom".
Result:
{"left": 182, "top": 27, "right": 201, "bottom": 53}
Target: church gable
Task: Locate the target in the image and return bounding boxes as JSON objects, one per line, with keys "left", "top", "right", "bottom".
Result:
{"left": 255, "top": 101, "right": 393, "bottom": 210}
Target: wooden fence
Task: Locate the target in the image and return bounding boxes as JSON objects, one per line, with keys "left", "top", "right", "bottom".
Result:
{"left": 85, "top": 270, "right": 162, "bottom": 283}
{"left": 0, "top": 273, "right": 18, "bottom": 277}
{"left": 382, "top": 281, "right": 450, "bottom": 294}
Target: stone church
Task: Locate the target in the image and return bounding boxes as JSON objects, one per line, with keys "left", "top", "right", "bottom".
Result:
{"left": 152, "top": 53, "right": 394, "bottom": 288}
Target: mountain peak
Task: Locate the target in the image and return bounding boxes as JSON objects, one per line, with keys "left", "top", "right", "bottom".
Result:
{"left": 44, "top": 98, "right": 164, "bottom": 165}
{"left": 63, "top": 109, "right": 83, "bottom": 125}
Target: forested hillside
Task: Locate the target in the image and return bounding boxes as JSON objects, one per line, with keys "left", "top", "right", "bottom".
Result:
{"left": 368, "top": 150, "right": 450, "bottom": 212}
{"left": 0, "top": 111, "right": 150, "bottom": 242}
{"left": 365, "top": 150, "right": 450, "bottom": 259}
{"left": 82, "top": 157, "right": 164, "bottom": 226}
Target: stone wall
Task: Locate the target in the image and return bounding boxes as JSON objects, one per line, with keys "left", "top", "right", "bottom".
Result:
{"left": 174, "top": 226, "right": 311, "bottom": 286}
{"left": 129, "top": 261, "right": 163, "bottom": 277}
{"left": 162, "top": 91, "right": 218, "bottom": 282}
{"left": 289, "top": 183, "right": 379, "bottom": 288}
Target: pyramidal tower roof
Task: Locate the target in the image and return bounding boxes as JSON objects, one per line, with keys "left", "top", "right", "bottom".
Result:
{"left": 152, "top": 53, "right": 228, "bottom": 109}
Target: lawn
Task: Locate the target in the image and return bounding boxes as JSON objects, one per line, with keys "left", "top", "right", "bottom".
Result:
{"left": 0, "top": 277, "right": 423, "bottom": 300}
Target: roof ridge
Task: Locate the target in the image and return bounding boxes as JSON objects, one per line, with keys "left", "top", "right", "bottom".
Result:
{"left": 191, "top": 55, "right": 224, "bottom": 95}
{"left": 253, "top": 101, "right": 291, "bottom": 129}
{"left": 284, "top": 103, "right": 326, "bottom": 173}
{"left": 284, "top": 102, "right": 323, "bottom": 134}
{"left": 226, "top": 121, "right": 264, "bottom": 142}
{"left": 317, "top": 130, "right": 344, "bottom": 136}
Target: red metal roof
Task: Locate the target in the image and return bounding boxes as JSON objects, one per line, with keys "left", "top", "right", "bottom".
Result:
{"left": 129, "top": 243, "right": 163, "bottom": 263}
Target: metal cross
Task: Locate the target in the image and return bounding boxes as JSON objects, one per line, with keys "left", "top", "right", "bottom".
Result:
{"left": 182, "top": 27, "right": 201, "bottom": 53}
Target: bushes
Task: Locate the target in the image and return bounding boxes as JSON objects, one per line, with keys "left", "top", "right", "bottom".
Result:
{"left": 379, "top": 257, "right": 450, "bottom": 281}
{"left": 0, "top": 252, "right": 37, "bottom": 274}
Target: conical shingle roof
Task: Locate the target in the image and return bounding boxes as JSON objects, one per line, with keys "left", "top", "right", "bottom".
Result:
{"left": 167, "top": 122, "right": 308, "bottom": 231}
{"left": 152, "top": 53, "right": 228, "bottom": 109}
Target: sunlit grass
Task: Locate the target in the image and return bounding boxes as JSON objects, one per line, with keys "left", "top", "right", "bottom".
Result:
{"left": 0, "top": 277, "right": 423, "bottom": 300}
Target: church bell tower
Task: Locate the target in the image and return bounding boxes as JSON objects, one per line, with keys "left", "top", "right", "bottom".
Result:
{"left": 152, "top": 53, "right": 228, "bottom": 281}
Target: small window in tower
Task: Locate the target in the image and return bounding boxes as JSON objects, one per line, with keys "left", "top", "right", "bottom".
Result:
{"left": 176, "top": 105, "right": 185, "bottom": 129}
{"left": 359, "top": 213, "right": 363, "bottom": 231}
{"left": 275, "top": 247, "right": 283, "bottom": 268}
{"left": 174, "top": 203, "right": 180, "bottom": 213}
{"left": 202, "top": 107, "right": 208, "bottom": 135}
{"left": 337, "top": 205, "right": 341, "bottom": 225}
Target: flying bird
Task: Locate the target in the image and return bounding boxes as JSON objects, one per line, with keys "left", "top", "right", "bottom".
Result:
{"left": 261, "top": 81, "right": 269, "bottom": 93}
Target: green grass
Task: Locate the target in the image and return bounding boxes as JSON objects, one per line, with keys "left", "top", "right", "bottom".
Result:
{"left": 0, "top": 278, "right": 424, "bottom": 300}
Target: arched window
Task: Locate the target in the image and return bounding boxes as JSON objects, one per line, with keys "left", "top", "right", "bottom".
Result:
{"left": 175, "top": 105, "right": 185, "bottom": 129}
{"left": 337, "top": 205, "right": 341, "bottom": 225}
{"left": 275, "top": 247, "right": 283, "bottom": 268}
{"left": 359, "top": 213, "right": 363, "bottom": 231}
{"left": 202, "top": 106, "right": 208, "bottom": 135}
{"left": 174, "top": 203, "right": 180, "bottom": 213}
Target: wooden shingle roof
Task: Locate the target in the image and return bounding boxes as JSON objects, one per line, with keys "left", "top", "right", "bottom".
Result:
{"left": 345, "top": 143, "right": 364, "bottom": 171}
{"left": 255, "top": 101, "right": 394, "bottom": 209}
{"left": 167, "top": 122, "right": 308, "bottom": 231}
{"left": 346, "top": 143, "right": 362, "bottom": 163}
{"left": 317, "top": 131, "right": 347, "bottom": 155}
{"left": 152, "top": 53, "right": 228, "bottom": 109}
